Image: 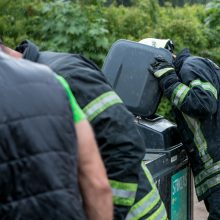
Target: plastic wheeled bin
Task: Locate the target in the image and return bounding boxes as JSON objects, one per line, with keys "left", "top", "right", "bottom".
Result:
{"left": 102, "top": 39, "right": 193, "bottom": 220}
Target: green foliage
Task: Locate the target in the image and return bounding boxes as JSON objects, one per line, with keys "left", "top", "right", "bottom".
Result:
{"left": 35, "top": 0, "right": 110, "bottom": 65}
{"left": 205, "top": 0, "right": 220, "bottom": 27}
{"left": 157, "top": 97, "right": 174, "bottom": 121}
{"left": 0, "top": 0, "right": 30, "bottom": 45}
{"left": 103, "top": 0, "right": 159, "bottom": 43}
{"left": 1, "top": 0, "right": 220, "bottom": 118}
{"left": 150, "top": 5, "right": 208, "bottom": 54}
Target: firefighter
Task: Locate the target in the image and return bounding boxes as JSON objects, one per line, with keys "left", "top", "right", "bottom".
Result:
{"left": 0, "top": 44, "right": 112, "bottom": 220}
{"left": 7, "top": 39, "right": 168, "bottom": 220}
{"left": 150, "top": 47, "right": 220, "bottom": 220}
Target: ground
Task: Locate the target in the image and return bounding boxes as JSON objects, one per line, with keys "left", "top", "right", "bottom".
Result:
{"left": 194, "top": 189, "right": 208, "bottom": 220}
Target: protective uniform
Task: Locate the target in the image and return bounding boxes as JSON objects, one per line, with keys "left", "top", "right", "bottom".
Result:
{"left": 0, "top": 52, "right": 86, "bottom": 220}
{"left": 16, "top": 40, "right": 167, "bottom": 220}
{"left": 151, "top": 48, "right": 220, "bottom": 219}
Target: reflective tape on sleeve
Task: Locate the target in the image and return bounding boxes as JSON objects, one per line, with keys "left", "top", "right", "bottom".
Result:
{"left": 182, "top": 113, "right": 213, "bottom": 167}
{"left": 109, "top": 180, "right": 137, "bottom": 206}
{"left": 195, "top": 161, "right": 220, "bottom": 186}
{"left": 125, "top": 187, "right": 161, "bottom": 220}
{"left": 141, "top": 161, "right": 154, "bottom": 185}
{"left": 147, "top": 202, "right": 167, "bottom": 220}
{"left": 171, "top": 83, "right": 190, "bottom": 107}
{"left": 83, "top": 91, "right": 123, "bottom": 121}
{"left": 190, "top": 79, "right": 218, "bottom": 99}
{"left": 125, "top": 162, "right": 167, "bottom": 220}
{"left": 196, "top": 173, "right": 220, "bottom": 197}
{"left": 154, "top": 67, "right": 174, "bottom": 78}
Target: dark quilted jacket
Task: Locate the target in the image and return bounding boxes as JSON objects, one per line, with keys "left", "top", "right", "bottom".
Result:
{"left": 0, "top": 53, "right": 85, "bottom": 220}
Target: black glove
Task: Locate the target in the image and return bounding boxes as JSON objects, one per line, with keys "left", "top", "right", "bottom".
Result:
{"left": 150, "top": 56, "right": 175, "bottom": 78}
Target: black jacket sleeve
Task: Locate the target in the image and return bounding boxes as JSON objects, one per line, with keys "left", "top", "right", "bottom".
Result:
{"left": 159, "top": 57, "right": 219, "bottom": 119}
{"left": 63, "top": 55, "right": 145, "bottom": 219}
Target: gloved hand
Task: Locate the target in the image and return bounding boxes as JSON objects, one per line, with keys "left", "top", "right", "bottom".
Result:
{"left": 149, "top": 56, "right": 175, "bottom": 78}
{"left": 149, "top": 56, "right": 180, "bottom": 97}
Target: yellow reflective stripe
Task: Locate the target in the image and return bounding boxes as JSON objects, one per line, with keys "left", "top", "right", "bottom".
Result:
{"left": 109, "top": 180, "right": 137, "bottom": 191}
{"left": 109, "top": 180, "right": 137, "bottom": 206}
{"left": 126, "top": 162, "right": 166, "bottom": 220}
{"left": 125, "top": 187, "right": 161, "bottom": 220}
{"left": 171, "top": 83, "right": 190, "bottom": 107}
{"left": 141, "top": 161, "right": 154, "bottom": 185}
{"left": 182, "top": 113, "right": 213, "bottom": 167}
{"left": 83, "top": 91, "right": 122, "bottom": 121}
{"left": 154, "top": 67, "right": 174, "bottom": 78}
{"left": 147, "top": 202, "right": 167, "bottom": 220}
{"left": 190, "top": 79, "right": 218, "bottom": 99}
{"left": 196, "top": 173, "right": 220, "bottom": 197}
{"left": 195, "top": 161, "right": 220, "bottom": 186}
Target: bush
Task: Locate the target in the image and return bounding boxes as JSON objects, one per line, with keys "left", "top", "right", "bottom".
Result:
{"left": 1, "top": 0, "right": 220, "bottom": 118}
{"left": 35, "top": 0, "right": 110, "bottom": 66}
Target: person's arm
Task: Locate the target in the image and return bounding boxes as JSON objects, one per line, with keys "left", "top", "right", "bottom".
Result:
{"left": 75, "top": 120, "right": 113, "bottom": 220}
{"left": 150, "top": 57, "right": 218, "bottom": 119}
{"left": 56, "top": 75, "right": 113, "bottom": 220}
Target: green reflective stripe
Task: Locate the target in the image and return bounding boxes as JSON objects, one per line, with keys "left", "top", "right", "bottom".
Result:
{"left": 147, "top": 202, "right": 167, "bottom": 220}
{"left": 141, "top": 161, "right": 154, "bottom": 185}
{"left": 154, "top": 67, "right": 174, "bottom": 78}
{"left": 171, "top": 83, "right": 190, "bottom": 107}
{"left": 55, "top": 75, "right": 85, "bottom": 123}
{"left": 182, "top": 113, "right": 213, "bottom": 167}
{"left": 125, "top": 188, "right": 161, "bottom": 220}
{"left": 196, "top": 173, "right": 220, "bottom": 197}
{"left": 109, "top": 180, "right": 137, "bottom": 191}
{"left": 190, "top": 79, "right": 217, "bottom": 99}
{"left": 112, "top": 196, "right": 135, "bottom": 206}
{"left": 125, "top": 163, "right": 164, "bottom": 220}
{"left": 83, "top": 91, "right": 122, "bottom": 121}
{"left": 195, "top": 161, "right": 220, "bottom": 186}
{"left": 109, "top": 180, "right": 137, "bottom": 206}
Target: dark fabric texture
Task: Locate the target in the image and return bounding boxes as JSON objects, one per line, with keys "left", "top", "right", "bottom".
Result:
{"left": 160, "top": 49, "right": 220, "bottom": 200}
{"left": 204, "top": 189, "right": 220, "bottom": 220}
{"left": 16, "top": 40, "right": 155, "bottom": 219}
{"left": 0, "top": 54, "right": 85, "bottom": 220}
{"left": 173, "top": 48, "right": 191, "bottom": 75}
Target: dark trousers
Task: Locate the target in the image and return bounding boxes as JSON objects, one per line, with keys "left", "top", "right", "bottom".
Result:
{"left": 204, "top": 190, "right": 220, "bottom": 220}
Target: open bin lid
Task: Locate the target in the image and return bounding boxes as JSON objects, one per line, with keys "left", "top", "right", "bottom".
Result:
{"left": 102, "top": 39, "right": 173, "bottom": 117}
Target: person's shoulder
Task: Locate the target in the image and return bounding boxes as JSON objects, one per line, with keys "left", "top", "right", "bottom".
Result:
{"left": 182, "top": 56, "right": 206, "bottom": 69}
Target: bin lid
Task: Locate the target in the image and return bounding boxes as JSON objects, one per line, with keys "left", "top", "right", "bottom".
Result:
{"left": 102, "top": 39, "right": 173, "bottom": 117}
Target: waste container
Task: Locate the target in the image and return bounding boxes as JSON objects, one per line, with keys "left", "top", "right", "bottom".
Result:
{"left": 137, "top": 116, "right": 193, "bottom": 220}
{"left": 102, "top": 39, "right": 193, "bottom": 220}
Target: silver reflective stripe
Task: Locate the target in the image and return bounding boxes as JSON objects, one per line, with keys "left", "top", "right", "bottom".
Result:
{"left": 141, "top": 161, "right": 154, "bottom": 185}
{"left": 83, "top": 91, "right": 122, "bottom": 121}
{"left": 112, "top": 188, "right": 136, "bottom": 199}
{"left": 182, "top": 113, "right": 213, "bottom": 166}
{"left": 154, "top": 67, "right": 174, "bottom": 78}
{"left": 125, "top": 188, "right": 160, "bottom": 220}
{"left": 195, "top": 161, "right": 220, "bottom": 185}
{"left": 125, "top": 162, "right": 165, "bottom": 220}
{"left": 109, "top": 179, "right": 137, "bottom": 206}
{"left": 173, "top": 84, "right": 189, "bottom": 106}
{"left": 148, "top": 202, "right": 167, "bottom": 220}
{"left": 190, "top": 79, "right": 218, "bottom": 99}
{"left": 196, "top": 173, "right": 220, "bottom": 197}
{"left": 171, "top": 83, "right": 190, "bottom": 107}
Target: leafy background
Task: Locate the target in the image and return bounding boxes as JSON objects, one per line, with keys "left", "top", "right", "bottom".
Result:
{"left": 1, "top": 0, "right": 219, "bottom": 119}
